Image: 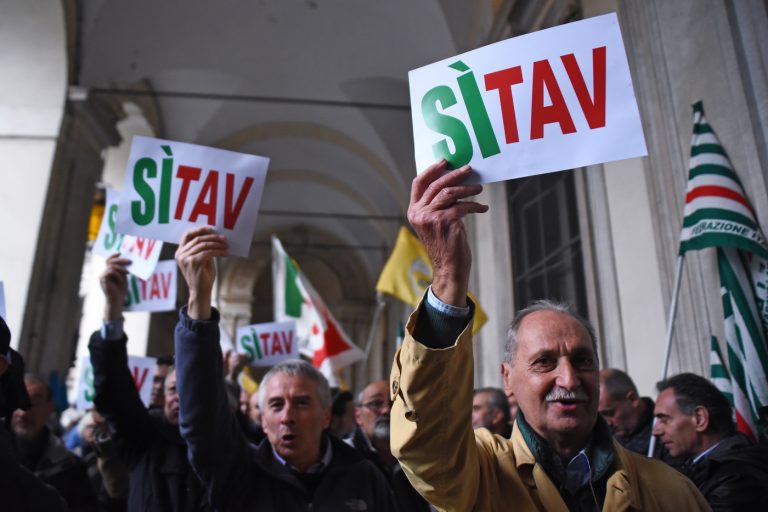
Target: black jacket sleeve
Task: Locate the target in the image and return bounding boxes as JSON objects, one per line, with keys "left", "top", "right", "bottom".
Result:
{"left": 174, "top": 306, "right": 252, "bottom": 510}
{"left": 88, "top": 331, "right": 153, "bottom": 467}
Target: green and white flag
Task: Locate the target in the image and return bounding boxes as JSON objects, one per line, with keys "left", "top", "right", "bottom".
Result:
{"left": 272, "top": 236, "right": 364, "bottom": 383}
{"left": 709, "top": 336, "right": 733, "bottom": 404}
{"left": 680, "top": 101, "right": 768, "bottom": 441}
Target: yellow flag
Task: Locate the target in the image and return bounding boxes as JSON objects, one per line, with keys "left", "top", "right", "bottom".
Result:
{"left": 376, "top": 226, "right": 487, "bottom": 334}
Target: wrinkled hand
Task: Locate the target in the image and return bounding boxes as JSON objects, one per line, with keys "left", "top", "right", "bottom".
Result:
{"left": 407, "top": 161, "right": 488, "bottom": 307}
{"left": 100, "top": 254, "right": 131, "bottom": 322}
{"left": 175, "top": 226, "right": 229, "bottom": 320}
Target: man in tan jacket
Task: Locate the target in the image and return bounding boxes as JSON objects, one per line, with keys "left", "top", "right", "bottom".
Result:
{"left": 390, "top": 161, "right": 710, "bottom": 511}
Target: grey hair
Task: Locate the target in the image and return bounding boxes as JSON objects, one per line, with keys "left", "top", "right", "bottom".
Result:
{"left": 258, "top": 359, "right": 332, "bottom": 411}
{"left": 503, "top": 300, "right": 598, "bottom": 366}
{"left": 600, "top": 368, "right": 638, "bottom": 399}
{"left": 474, "top": 387, "right": 511, "bottom": 424}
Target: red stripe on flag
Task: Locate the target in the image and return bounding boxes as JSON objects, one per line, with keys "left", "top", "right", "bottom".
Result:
{"left": 685, "top": 185, "right": 752, "bottom": 212}
{"left": 734, "top": 409, "right": 757, "bottom": 441}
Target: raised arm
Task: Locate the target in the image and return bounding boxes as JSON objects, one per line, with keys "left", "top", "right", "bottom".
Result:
{"left": 173, "top": 227, "right": 253, "bottom": 509}
{"left": 89, "top": 254, "right": 154, "bottom": 465}
{"left": 391, "top": 161, "right": 491, "bottom": 511}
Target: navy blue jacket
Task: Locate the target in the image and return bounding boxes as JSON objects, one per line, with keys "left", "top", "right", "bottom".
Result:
{"left": 89, "top": 331, "right": 210, "bottom": 512}
{"left": 175, "top": 307, "right": 398, "bottom": 512}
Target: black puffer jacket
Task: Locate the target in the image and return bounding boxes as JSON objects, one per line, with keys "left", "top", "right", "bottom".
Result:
{"left": 683, "top": 433, "right": 768, "bottom": 511}
{"left": 89, "top": 331, "right": 211, "bottom": 512}
{"left": 174, "top": 307, "right": 398, "bottom": 512}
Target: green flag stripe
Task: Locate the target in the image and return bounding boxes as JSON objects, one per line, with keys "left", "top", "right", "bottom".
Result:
{"left": 682, "top": 209, "right": 758, "bottom": 230}
{"left": 688, "top": 164, "right": 740, "bottom": 183}
{"left": 284, "top": 254, "right": 304, "bottom": 317}
{"left": 726, "top": 341, "right": 749, "bottom": 393}
{"left": 680, "top": 236, "right": 768, "bottom": 258}
{"left": 711, "top": 365, "right": 730, "bottom": 379}
{"left": 691, "top": 144, "right": 728, "bottom": 157}
{"left": 693, "top": 123, "right": 714, "bottom": 134}
{"left": 719, "top": 253, "right": 768, "bottom": 365}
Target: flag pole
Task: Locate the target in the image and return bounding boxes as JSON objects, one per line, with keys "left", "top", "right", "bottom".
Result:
{"left": 647, "top": 254, "right": 685, "bottom": 457}
{"left": 362, "top": 293, "right": 386, "bottom": 359}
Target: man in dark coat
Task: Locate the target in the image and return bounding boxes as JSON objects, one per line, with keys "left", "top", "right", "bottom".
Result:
{"left": 12, "top": 373, "right": 97, "bottom": 511}
{"left": 654, "top": 372, "right": 768, "bottom": 511}
{"left": 173, "top": 227, "right": 397, "bottom": 511}
{"left": 90, "top": 254, "right": 210, "bottom": 512}
{"left": 348, "top": 380, "right": 430, "bottom": 511}
{"left": 0, "top": 316, "right": 67, "bottom": 512}
{"left": 599, "top": 368, "right": 682, "bottom": 468}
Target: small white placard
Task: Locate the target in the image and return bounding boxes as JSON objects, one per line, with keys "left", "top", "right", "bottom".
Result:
{"left": 124, "top": 260, "right": 177, "bottom": 312}
{"left": 76, "top": 355, "right": 156, "bottom": 410}
{"left": 93, "top": 187, "right": 163, "bottom": 280}
{"left": 409, "top": 13, "right": 647, "bottom": 183}
{"left": 116, "top": 136, "right": 269, "bottom": 257}
{"left": 236, "top": 321, "right": 298, "bottom": 366}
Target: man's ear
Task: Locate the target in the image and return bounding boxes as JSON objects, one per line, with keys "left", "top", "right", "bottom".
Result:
{"left": 501, "top": 362, "right": 514, "bottom": 396}
{"left": 354, "top": 406, "right": 364, "bottom": 426}
{"left": 693, "top": 406, "right": 710, "bottom": 433}
{"left": 626, "top": 390, "right": 640, "bottom": 405}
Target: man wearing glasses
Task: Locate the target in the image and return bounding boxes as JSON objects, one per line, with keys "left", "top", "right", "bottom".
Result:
{"left": 347, "top": 380, "right": 430, "bottom": 512}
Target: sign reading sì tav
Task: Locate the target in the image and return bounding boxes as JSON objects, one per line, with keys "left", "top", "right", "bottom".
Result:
{"left": 92, "top": 187, "right": 163, "bottom": 280}
{"left": 409, "top": 13, "right": 647, "bottom": 184}
{"left": 236, "top": 321, "right": 298, "bottom": 367}
{"left": 123, "top": 260, "right": 177, "bottom": 313}
{"left": 76, "top": 355, "right": 156, "bottom": 410}
{"left": 116, "top": 136, "right": 269, "bottom": 257}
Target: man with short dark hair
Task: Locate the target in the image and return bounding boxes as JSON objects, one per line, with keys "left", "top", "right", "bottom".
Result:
{"left": 390, "top": 161, "right": 709, "bottom": 511}
{"left": 599, "top": 368, "right": 680, "bottom": 467}
{"left": 12, "top": 374, "right": 97, "bottom": 511}
{"left": 173, "top": 227, "right": 396, "bottom": 511}
{"left": 654, "top": 372, "right": 768, "bottom": 510}
{"left": 472, "top": 387, "right": 512, "bottom": 438}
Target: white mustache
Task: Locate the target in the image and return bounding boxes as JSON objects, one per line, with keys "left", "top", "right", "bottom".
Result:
{"left": 545, "top": 387, "right": 588, "bottom": 402}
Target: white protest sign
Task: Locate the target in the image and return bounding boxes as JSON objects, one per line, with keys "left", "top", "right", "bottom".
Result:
{"left": 116, "top": 136, "right": 269, "bottom": 257}
{"left": 124, "top": 260, "right": 177, "bottom": 312}
{"left": 0, "top": 281, "right": 5, "bottom": 320}
{"left": 92, "top": 187, "right": 163, "bottom": 280}
{"left": 236, "top": 321, "right": 298, "bottom": 366}
{"left": 76, "top": 355, "right": 156, "bottom": 410}
{"left": 409, "top": 13, "right": 647, "bottom": 184}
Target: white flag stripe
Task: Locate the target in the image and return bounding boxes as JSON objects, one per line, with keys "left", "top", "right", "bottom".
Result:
{"left": 722, "top": 293, "right": 760, "bottom": 436}
{"left": 690, "top": 152, "right": 733, "bottom": 171}
{"left": 683, "top": 196, "right": 754, "bottom": 220}
{"left": 724, "top": 250, "right": 768, "bottom": 337}
{"left": 693, "top": 132, "right": 721, "bottom": 146}
{"left": 685, "top": 173, "right": 744, "bottom": 195}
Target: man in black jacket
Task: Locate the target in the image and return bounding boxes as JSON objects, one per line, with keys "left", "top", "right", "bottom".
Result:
{"left": 90, "top": 254, "right": 210, "bottom": 512}
{"left": 348, "top": 380, "right": 430, "bottom": 511}
{"left": 654, "top": 372, "right": 768, "bottom": 510}
{"left": 174, "top": 226, "right": 397, "bottom": 511}
{"left": 599, "top": 368, "right": 682, "bottom": 468}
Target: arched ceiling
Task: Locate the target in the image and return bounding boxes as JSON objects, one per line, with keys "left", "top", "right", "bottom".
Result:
{"left": 76, "top": 0, "right": 495, "bottom": 300}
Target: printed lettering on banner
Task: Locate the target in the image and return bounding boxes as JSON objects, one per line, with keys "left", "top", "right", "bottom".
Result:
{"left": 123, "top": 260, "right": 177, "bottom": 313}
{"left": 409, "top": 13, "right": 647, "bottom": 184}
{"left": 92, "top": 187, "right": 163, "bottom": 280}
{"left": 76, "top": 355, "right": 156, "bottom": 410}
{"left": 116, "top": 136, "right": 269, "bottom": 257}
{"left": 236, "top": 321, "right": 298, "bottom": 366}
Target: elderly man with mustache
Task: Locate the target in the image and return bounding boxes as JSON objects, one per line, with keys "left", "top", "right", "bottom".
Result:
{"left": 389, "top": 161, "right": 710, "bottom": 512}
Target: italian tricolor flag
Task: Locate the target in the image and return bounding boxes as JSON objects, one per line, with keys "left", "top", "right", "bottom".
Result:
{"left": 272, "top": 236, "right": 364, "bottom": 383}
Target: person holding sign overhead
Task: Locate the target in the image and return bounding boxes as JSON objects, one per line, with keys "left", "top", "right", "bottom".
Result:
{"left": 389, "top": 161, "right": 709, "bottom": 511}
{"left": 88, "top": 254, "right": 211, "bottom": 512}
{"left": 173, "top": 226, "right": 397, "bottom": 512}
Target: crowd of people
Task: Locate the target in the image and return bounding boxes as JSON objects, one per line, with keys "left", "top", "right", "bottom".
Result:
{"left": 0, "top": 162, "right": 767, "bottom": 511}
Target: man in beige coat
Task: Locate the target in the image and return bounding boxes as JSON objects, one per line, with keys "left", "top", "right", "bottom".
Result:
{"left": 390, "top": 161, "right": 710, "bottom": 511}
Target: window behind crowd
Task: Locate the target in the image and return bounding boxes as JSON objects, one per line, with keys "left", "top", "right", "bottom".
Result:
{"left": 507, "top": 171, "right": 588, "bottom": 318}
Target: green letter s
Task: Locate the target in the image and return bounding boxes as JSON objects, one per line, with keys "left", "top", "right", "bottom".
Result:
{"left": 421, "top": 85, "right": 473, "bottom": 168}
{"left": 131, "top": 157, "right": 157, "bottom": 226}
